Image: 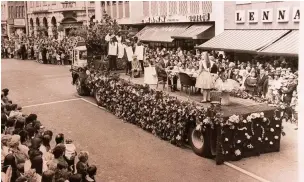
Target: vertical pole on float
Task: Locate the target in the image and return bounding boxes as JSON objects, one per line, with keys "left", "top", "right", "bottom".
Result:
{"left": 86, "top": 1, "right": 89, "bottom": 27}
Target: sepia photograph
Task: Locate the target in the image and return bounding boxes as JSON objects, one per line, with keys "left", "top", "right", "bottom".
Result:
{"left": 1, "top": 1, "right": 302, "bottom": 182}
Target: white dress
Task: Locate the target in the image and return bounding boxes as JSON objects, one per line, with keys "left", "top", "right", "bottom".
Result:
{"left": 195, "top": 60, "right": 214, "bottom": 89}
{"left": 214, "top": 77, "right": 240, "bottom": 92}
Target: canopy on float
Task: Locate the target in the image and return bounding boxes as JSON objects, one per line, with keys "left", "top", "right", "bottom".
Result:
{"left": 136, "top": 24, "right": 190, "bottom": 43}
{"left": 258, "top": 30, "right": 299, "bottom": 57}
{"left": 196, "top": 29, "right": 290, "bottom": 53}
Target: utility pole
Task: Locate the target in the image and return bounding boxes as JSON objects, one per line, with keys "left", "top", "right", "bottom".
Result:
{"left": 86, "top": 1, "right": 89, "bottom": 27}
{"left": 24, "top": 1, "right": 29, "bottom": 36}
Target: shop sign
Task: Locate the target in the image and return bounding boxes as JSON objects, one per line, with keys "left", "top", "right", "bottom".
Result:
{"left": 235, "top": 7, "right": 300, "bottom": 24}
{"left": 143, "top": 16, "right": 167, "bottom": 23}
{"left": 248, "top": 10, "right": 258, "bottom": 23}
{"left": 292, "top": 7, "right": 300, "bottom": 22}
{"left": 143, "top": 13, "right": 210, "bottom": 23}
{"left": 235, "top": 10, "right": 245, "bottom": 23}
{"left": 261, "top": 9, "right": 273, "bottom": 23}
{"left": 188, "top": 13, "right": 210, "bottom": 22}
{"left": 14, "top": 19, "right": 25, "bottom": 26}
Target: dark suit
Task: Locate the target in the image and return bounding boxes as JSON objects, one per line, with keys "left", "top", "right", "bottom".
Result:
{"left": 227, "top": 69, "right": 234, "bottom": 79}
{"left": 282, "top": 83, "right": 297, "bottom": 104}
{"left": 156, "top": 60, "right": 177, "bottom": 91}
{"left": 257, "top": 75, "right": 268, "bottom": 97}
{"left": 21, "top": 44, "right": 26, "bottom": 60}
{"left": 42, "top": 47, "right": 47, "bottom": 64}
{"left": 210, "top": 63, "right": 218, "bottom": 74}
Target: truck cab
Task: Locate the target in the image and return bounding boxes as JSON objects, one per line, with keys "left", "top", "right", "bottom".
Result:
{"left": 72, "top": 45, "right": 87, "bottom": 69}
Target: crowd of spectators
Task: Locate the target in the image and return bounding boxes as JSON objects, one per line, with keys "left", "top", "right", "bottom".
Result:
{"left": 1, "top": 35, "right": 83, "bottom": 65}
{"left": 1, "top": 89, "right": 98, "bottom": 182}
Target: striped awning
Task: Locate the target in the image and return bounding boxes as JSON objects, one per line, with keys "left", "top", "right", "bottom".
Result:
{"left": 172, "top": 24, "right": 213, "bottom": 39}
{"left": 259, "top": 30, "right": 298, "bottom": 56}
{"left": 136, "top": 24, "right": 190, "bottom": 43}
{"left": 196, "top": 30, "right": 290, "bottom": 53}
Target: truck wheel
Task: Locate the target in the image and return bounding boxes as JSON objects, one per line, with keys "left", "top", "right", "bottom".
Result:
{"left": 75, "top": 79, "right": 89, "bottom": 96}
{"left": 188, "top": 126, "right": 205, "bottom": 157}
{"left": 94, "top": 89, "right": 102, "bottom": 105}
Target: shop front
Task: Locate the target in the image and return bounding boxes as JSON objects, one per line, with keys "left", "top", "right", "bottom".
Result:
{"left": 196, "top": 1, "right": 300, "bottom": 62}
{"left": 136, "top": 13, "right": 216, "bottom": 50}
{"left": 12, "top": 19, "right": 26, "bottom": 38}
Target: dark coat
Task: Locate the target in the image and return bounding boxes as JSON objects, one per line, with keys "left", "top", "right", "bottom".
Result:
{"left": 257, "top": 75, "right": 268, "bottom": 96}
{"left": 282, "top": 83, "right": 297, "bottom": 104}
{"left": 210, "top": 63, "right": 218, "bottom": 74}
{"left": 244, "top": 76, "right": 257, "bottom": 94}
{"left": 227, "top": 69, "right": 234, "bottom": 79}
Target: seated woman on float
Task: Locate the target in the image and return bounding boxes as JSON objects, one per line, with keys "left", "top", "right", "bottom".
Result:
{"left": 214, "top": 67, "right": 240, "bottom": 93}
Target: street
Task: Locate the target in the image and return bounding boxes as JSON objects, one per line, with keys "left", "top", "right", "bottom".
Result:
{"left": 1, "top": 58, "right": 298, "bottom": 182}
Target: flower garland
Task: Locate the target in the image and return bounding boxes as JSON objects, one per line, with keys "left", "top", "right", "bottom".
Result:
{"left": 71, "top": 67, "right": 284, "bottom": 164}
{"left": 215, "top": 110, "right": 283, "bottom": 163}
{"left": 80, "top": 70, "right": 222, "bottom": 146}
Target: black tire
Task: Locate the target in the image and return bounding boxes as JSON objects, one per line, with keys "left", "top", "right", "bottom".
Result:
{"left": 188, "top": 126, "right": 214, "bottom": 158}
{"left": 75, "top": 78, "right": 89, "bottom": 96}
{"left": 188, "top": 126, "right": 205, "bottom": 157}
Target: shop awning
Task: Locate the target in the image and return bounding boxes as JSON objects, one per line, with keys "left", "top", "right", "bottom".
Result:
{"left": 259, "top": 30, "right": 298, "bottom": 56}
{"left": 136, "top": 24, "right": 190, "bottom": 43}
{"left": 196, "top": 30, "right": 290, "bottom": 53}
{"left": 171, "top": 24, "right": 213, "bottom": 39}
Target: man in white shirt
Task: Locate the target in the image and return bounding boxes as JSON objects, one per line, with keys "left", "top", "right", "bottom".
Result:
{"left": 123, "top": 40, "right": 133, "bottom": 75}
{"left": 135, "top": 41, "right": 145, "bottom": 74}
{"left": 116, "top": 32, "right": 122, "bottom": 43}
{"left": 108, "top": 37, "right": 118, "bottom": 71}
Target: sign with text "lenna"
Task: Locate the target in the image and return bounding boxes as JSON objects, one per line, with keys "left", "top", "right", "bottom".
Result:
{"left": 235, "top": 7, "right": 300, "bottom": 24}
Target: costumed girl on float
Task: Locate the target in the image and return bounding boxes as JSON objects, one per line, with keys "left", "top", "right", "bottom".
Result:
{"left": 195, "top": 52, "right": 214, "bottom": 103}
{"left": 214, "top": 67, "right": 240, "bottom": 105}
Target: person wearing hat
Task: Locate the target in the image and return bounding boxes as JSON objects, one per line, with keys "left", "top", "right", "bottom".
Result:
{"left": 281, "top": 74, "right": 297, "bottom": 105}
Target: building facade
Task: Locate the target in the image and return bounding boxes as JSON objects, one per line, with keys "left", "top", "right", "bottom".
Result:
{"left": 26, "top": 1, "right": 95, "bottom": 38}
{"left": 1, "top": 1, "right": 9, "bottom": 38}
{"left": 225, "top": 1, "right": 300, "bottom": 30}
{"left": 5, "top": 1, "right": 26, "bottom": 38}
{"left": 94, "top": 1, "right": 224, "bottom": 49}
{"left": 197, "top": 1, "right": 300, "bottom": 58}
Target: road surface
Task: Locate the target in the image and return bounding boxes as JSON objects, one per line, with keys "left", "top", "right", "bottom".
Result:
{"left": 1, "top": 59, "right": 298, "bottom": 182}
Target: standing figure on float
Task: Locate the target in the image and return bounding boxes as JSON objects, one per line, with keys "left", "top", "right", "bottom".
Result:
{"left": 196, "top": 52, "right": 214, "bottom": 103}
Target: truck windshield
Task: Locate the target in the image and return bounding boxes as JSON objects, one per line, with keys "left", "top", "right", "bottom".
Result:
{"left": 79, "top": 50, "right": 87, "bottom": 60}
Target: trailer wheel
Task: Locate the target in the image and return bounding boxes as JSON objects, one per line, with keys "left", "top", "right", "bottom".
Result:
{"left": 188, "top": 126, "right": 205, "bottom": 157}
{"left": 75, "top": 79, "right": 89, "bottom": 96}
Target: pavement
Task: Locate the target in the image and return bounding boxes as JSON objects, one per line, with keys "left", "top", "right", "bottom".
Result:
{"left": 1, "top": 58, "right": 298, "bottom": 182}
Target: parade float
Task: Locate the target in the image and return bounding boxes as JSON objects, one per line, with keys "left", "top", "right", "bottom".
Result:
{"left": 70, "top": 13, "right": 285, "bottom": 165}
